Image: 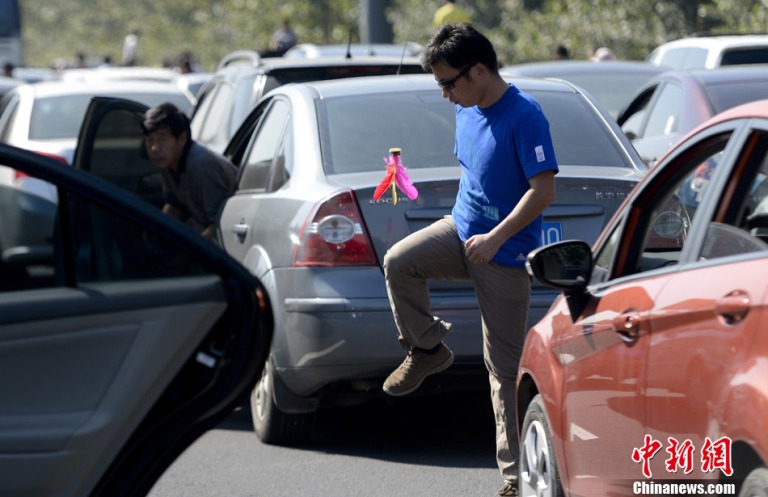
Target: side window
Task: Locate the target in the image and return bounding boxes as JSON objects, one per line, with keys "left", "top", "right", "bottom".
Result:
{"left": 625, "top": 133, "right": 730, "bottom": 276}
{"left": 0, "top": 187, "right": 209, "bottom": 293}
{"left": 0, "top": 94, "right": 20, "bottom": 142}
{"left": 620, "top": 88, "right": 654, "bottom": 140}
{"left": 238, "top": 99, "right": 290, "bottom": 191}
{"left": 197, "top": 83, "right": 234, "bottom": 147}
{"left": 269, "top": 117, "right": 293, "bottom": 192}
{"left": 593, "top": 224, "right": 621, "bottom": 284}
{"left": 699, "top": 132, "right": 768, "bottom": 260}
{"left": 643, "top": 83, "right": 683, "bottom": 139}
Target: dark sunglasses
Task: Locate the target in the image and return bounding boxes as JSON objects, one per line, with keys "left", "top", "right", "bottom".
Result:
{"left": 437, "top": 65, "right": 473, "bottom": 91}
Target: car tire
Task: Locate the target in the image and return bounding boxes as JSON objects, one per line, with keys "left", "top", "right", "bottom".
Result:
{"left": 739, "top": 467, "right": 768, "bottom": 497}
{"left": 250, "top": 362, "right": 314, "bottom": 445}
{"left": 520, "top": 394, "right": 564, "bottom": 497}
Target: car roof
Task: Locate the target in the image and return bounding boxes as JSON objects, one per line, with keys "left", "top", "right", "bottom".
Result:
{"left": 502, "top": 60, "right": 667, "bottom": 76}
{"left": 9, "top": 81, "right": 191, "bottom": 102}
{"left": 647, "top": 65, "right": 768, "bottom": 86}
{"left": 654, "top": 34, "right": 768, "bottom": 50}
{"left": 216, "top": 52, "right": 423, "bottom": 73}
{"left": 60, "top": 66, "right": 179, "bottom": 83}
{"left": 9, "top": 79, "right": 194, "bottom": 99}
{"left": 272, "top": 72, "right": 581, "bottom": 100}
{"left": 283, "top": 42, "right": 424, "bottom": 59}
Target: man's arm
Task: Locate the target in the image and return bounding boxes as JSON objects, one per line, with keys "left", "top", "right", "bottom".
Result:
{"left": 464, "top": 169, "right": 556, "bottom": 264}
{"left": 162, "top": 203, "right": 187, "bottom": 221}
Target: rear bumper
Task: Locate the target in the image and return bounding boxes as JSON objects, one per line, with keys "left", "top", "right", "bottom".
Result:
{"left": 273, "top": 288, "right": 559, "bottom": 399}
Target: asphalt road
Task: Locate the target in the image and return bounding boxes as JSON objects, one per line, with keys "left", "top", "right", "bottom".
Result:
{"left": 148, "top": 390, "right": 505, "bottom": 497}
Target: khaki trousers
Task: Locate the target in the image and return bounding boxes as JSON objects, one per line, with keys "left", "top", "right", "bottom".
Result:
{"left": 383, "top": 216, "right": 530, "bottom": 482}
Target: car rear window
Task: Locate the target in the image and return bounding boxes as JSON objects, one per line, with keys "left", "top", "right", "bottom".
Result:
{"left": 318, "top": 89, "right": 631, "bottom": 175}
{"left": 29, "top": 92, "right": 192, "bottom": 140}
{"left": 720, "top": 47, "right": 768, "bottom": 66}
{"left": 706, "top": 79, "right": 768, "bottom": 114}
{"left": 266, "top": 64, "right": 425, "bottom": 91}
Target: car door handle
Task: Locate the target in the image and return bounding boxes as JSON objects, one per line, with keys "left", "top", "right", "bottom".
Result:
{"left": 715, "top": 291, "right": 750, "bottom": 325}
{"left": 612, "top": 311, "right": 643, "bottom": 342}
{"left": 232, "top": 221, "right": 248, "bottom": 243}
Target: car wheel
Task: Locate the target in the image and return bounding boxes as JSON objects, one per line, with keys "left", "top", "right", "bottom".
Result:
{"left": 739, "top": 467, "right": 768, "bottom": 497}
{"left": 520, "top": 394, "right": 563, "bottom": 497}
{"left": 250, "top": 362, "right": 314, "bottom": 445}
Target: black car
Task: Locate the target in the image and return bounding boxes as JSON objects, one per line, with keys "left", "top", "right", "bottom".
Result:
{"left": 0, "top": 143, "right": 272, "bottom": 497}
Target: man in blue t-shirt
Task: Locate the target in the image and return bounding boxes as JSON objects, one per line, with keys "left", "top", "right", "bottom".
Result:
{"left": 382, "top": 23, "right": 558, "bottom": 497}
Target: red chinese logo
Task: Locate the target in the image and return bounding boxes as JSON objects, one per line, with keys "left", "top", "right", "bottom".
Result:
{"left": 632, "top": 435, "right": 733, "bottom": 478}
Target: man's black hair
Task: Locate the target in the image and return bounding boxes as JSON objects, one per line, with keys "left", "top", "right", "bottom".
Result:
{"left": 420, "top": 23, "right": 499, "bottom": 74}
{"left": 141, "top": 102, "right": 191, "bottom": 138}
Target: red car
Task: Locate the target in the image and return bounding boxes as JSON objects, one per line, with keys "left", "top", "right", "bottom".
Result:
{"left": 519, "top": 99, "right": 768, "bottom": 496}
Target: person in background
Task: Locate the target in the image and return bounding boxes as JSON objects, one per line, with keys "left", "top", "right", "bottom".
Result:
{"left": 75, "top": 52, "right": 87, "bottom": 68}
{"left": 591, "top": 46, "right": 616, "bottom": 61}
{"left": 122, "top": 29, "right": 139, "bottom": 66}
{"left": 141, "top": 103, "right": 237, "bottom": 243}
{"left": 381, "top": 23, "right": 558, "bottom": 497}
{"left": 269, "top": 20, "right": 297, "bottom": 56}
{"left": 554, "top": 44, "right": 570, "bottom": 60}
{"left": 433, "top": 0, "right": 472, "bottom": 27}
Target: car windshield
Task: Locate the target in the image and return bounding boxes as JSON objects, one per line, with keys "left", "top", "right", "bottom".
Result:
{"left": 706, "top": 80, "right": 768, "bottom": 115}
{"left": 319, "top": 88, "right": 630, "bottom": 174}
{"left": 29, "top": 93, "right": 191, "bottom": 140}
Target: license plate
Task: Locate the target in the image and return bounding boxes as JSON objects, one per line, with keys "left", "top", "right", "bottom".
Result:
{"left": 540, "top": 221, "right": 563, "bottom": 246}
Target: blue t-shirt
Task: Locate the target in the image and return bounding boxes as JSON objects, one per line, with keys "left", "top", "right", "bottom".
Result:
{"left": 452, "top": 85, "right": 559, "bottom": 267}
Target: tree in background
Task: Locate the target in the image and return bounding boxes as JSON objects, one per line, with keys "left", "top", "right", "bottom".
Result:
{"left": 18, "top": 0, "right": 768, "bottom": 70}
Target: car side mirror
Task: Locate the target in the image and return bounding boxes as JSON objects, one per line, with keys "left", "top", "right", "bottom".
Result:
{"left": 526, "top": 240, "right": 593, "bottom": 319}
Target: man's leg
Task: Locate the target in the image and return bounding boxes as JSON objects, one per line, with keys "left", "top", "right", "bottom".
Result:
{"left": 469, "top": 263, "right": 530, "bottom": 492}
{"left": 382, "top": 216, "right": 469, "bottom": 396}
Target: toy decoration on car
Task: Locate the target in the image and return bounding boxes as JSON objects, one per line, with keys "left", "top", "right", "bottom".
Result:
{"left": 373, "top": 148, "right": 418, "bottom": 205}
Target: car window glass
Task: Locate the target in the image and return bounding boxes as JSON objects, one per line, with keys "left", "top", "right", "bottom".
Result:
{"left": 238, "top": 99, "right": 289, "bottom": 191}
{"left": 700, "top": 132, "right": 768, "bottom": 260}
{"left": 593, "top": 224, "right": 621, "bottom": 283}
{"left": 0, "top": 94, "right": 19, "bottom": 142}
{"left": 0, "top": 187, "right": 210, "bottom": 293}
{"left": 627, "top": 134, "right": 729, "bottom": 275}
{"left": 720, "top": 48, "right": 768, "bottom": 66}
{"left": 198, "top": 83, "right": 233, "bottom": 146}
{"left": 680, "top": 47, "right": 708, "bottom": 69}
{"left": 620, "top": 89, "right": 655, "bottom": 139}
{"left": 269, "top": 115, "right": 293, "bottom": 192}
{"left": 658, "top": 47, "right": 689, "bottom": 69}
{"left": 643, "top": 84, "right": 683, "bottom": 138}
{"left": 706, "top": 80, "right": 768, "bottom": 115}
{"left": 86, "top": 107, "right": 162, "bottom": 208}
{"left": 230, "top": 74, "right": 261, "bottom": 137}
{"left": 319, "top": 89, "right": 629, "bottom": 175}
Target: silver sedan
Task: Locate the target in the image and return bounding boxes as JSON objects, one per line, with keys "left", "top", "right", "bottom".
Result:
{"left": 217, "top": 74, "right": 647, "bottom": 445}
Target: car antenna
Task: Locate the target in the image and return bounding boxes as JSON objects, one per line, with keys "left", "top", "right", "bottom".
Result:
{"left": 346, "top": 25, "right": 353, "bottom": 59}
{"left": 397, "top": 19, "right": 415, "bottom": 75}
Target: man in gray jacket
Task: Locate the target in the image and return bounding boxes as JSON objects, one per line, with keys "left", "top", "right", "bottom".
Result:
{"left": 141, "top": 102, "right": 237, "bottom": 242}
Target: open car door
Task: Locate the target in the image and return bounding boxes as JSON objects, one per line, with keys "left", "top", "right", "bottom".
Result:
{"left": 0, "top": 144, "right": 272, "bottom": 497}
{"left": 72, "top": 97, "right": 165, "bottom": 208}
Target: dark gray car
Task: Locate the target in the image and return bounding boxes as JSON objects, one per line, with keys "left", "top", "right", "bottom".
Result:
{"left": 617, "top": 66, "right": 768, "bottom": 166}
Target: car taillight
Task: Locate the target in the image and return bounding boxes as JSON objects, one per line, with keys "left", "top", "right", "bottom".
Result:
{"left": 12, "top": 169, "right": 29, "bottom": 183}
{"left": 13, "top": 152, "right": 68, "bottom": 184}
{"left": 293, "top": 190, "right": 377, "bottom": 267}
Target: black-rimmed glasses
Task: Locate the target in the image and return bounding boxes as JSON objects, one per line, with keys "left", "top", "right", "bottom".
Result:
{"left": 437, "top": 65, "right": 473, "bottom": 91}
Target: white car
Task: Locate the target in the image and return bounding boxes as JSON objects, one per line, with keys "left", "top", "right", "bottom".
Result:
{"left": 0, "top": 80, "right": 194, "bottom": 202}
{"left": 648, "top": 34, "right": 768, "bottom": 70}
